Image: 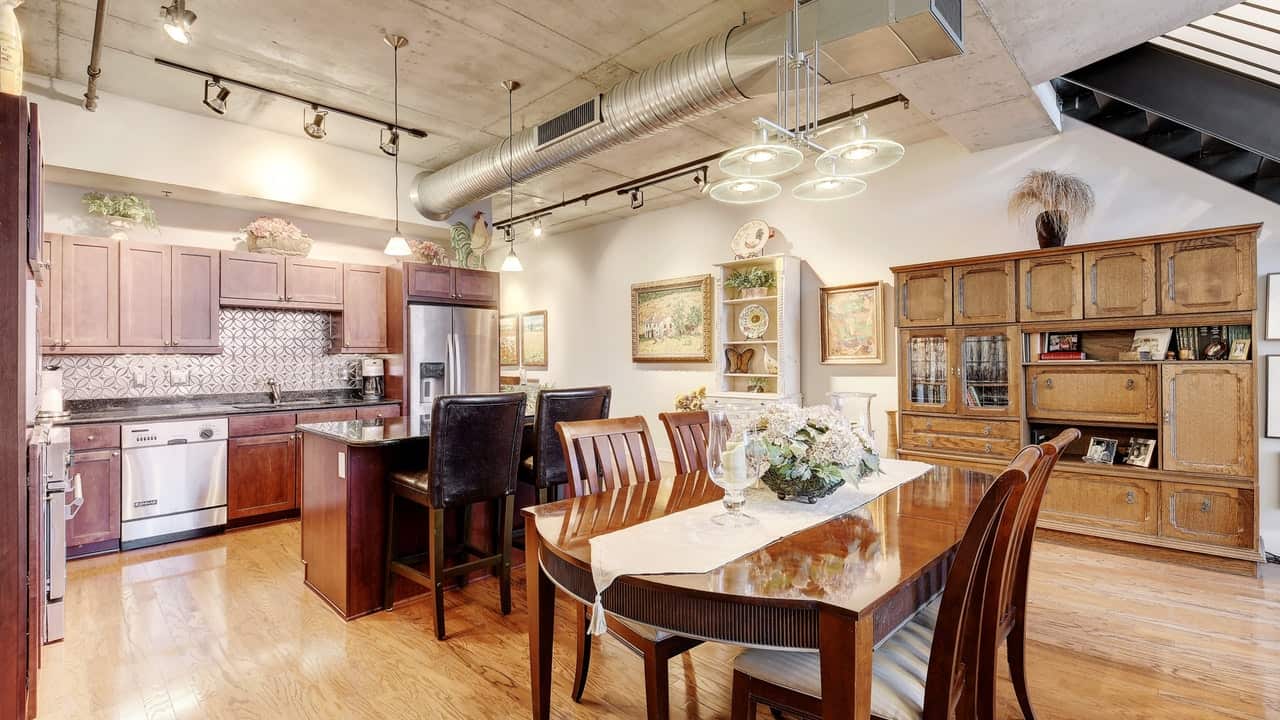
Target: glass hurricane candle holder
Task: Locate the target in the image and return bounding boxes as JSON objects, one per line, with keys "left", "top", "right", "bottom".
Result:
{"left": 706, "top": 409, "right": 761, "bottom": 527}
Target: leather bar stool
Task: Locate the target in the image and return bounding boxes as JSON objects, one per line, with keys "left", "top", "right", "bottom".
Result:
{"left": 384, "top": 392, "right": 525, "bottom": 640}
{"left": 517, "top": 386, "right": 611, "bottom": 505}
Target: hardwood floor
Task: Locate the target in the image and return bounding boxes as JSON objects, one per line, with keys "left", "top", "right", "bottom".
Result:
{"left": 37, "top": 521, "right": 1280, "bottom": 720}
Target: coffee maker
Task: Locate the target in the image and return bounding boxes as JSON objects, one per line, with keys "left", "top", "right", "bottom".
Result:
{"left": 360, "top": 358, "right": 385, "bottom": 400}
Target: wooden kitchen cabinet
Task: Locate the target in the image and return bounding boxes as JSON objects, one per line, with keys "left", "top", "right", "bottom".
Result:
{"left": 1019, "top": 254, "right": 1082, "bottom": 321}
{"left": 37, "top": 234, "right": 60, "bottom": 347}
{"left": 66, "top": 448, "right": 121, "bottom": 556}
{"left": 221, "top": 250, "right": 285, "bottom": 304}
{"left": 356, "top": 404, "right": 401, "bottom": 421}
{"left": 1160, "top": 482, "right": 1254, "bottom": 548}
{"left": 895, "top": 268, "right": 952, "bottom": 327}
{"left": 454, "top": 267, "right": 499, "bottom": 305}
{"left": 120, "top": 242, "right": 172, "bottom": 347}
{"left": 1084, "top": 244, "right": 1156, "bottom": 318}
{"left": 405, "top": 262, "right": 455, "bottom": 301}
{"left": 296, "top": 408, "right": 358, "bottom": 424}
{"left": 1161, "top": 364, "right": 1254, "bottom": 477}
{"left": 1159, "top": 234, "right": 1256, "bottom": 314}
{"left": 285, "top": 258, "right": 343, "bottom": 305}
{"left": 332, "top": 264, "right": 388, "bottom": 351}
{"left": 59, "top": 235, "right": 120, "bottom": 349}
{"left": 227, "top": 433, "right": 298, "bottom": 521}
{"left": 1027, "top": 364, "right": 1158, "bottom": 425}
{"left": 170, "top": 247, "right": 221, "bottom": 347}
{"left": 953, "top": 261, "right": 1016, "bottom": 325}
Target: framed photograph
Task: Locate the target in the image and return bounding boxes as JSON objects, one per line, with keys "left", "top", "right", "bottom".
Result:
{"left": 1131, "top": 328, "right": 1173, "bottom": 358}
{"left": 631, "top": 274, "right": 713, "bottom": 362}
{"left": 1123, "top": 438, "right": 1156, "bottom": 468}
{"left": 1082, "top": 437, "right": 1118, "bottom": 465}
{"left": 520, "top": 311, "right": 547, "bottom": 369}
{"left": 1269, "top": 356, "right": 1280, "bottom": 439}
{"left": 1229, "top": 338, "right": 1251, "bottom": 361}
{"left": 1045, "top": 332, "right": 1081, "bottom": 353}
{"left": 820, "top": 282, "right": 884, "bottom": 364}
{"left": 499, "top": 314, "right": 520, "bottom": 367}
{"left": 1267, "top": 274, "right": 1280, "bottom": 340}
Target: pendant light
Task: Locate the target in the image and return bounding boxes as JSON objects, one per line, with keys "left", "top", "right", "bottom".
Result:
{"left": 383, "top": 34, "right": 411, "bottom": 257}
{"left": 816, "top": 116, "right": 905, "bottom": 177}
{"left": 499, "top": 79, "right": 523, "bottom": 272}
{"left": 707, "top": 177, "right": 783, "bottom": 204}
{"left": 792, "top": 175, "right": 867, "bottom": 201}
{"left": 719, "top": 127, "right": 804, "bottom": 179}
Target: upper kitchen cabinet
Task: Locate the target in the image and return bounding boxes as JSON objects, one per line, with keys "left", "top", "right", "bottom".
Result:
{"left": 331, "top": 264, "right": 388, "bottom": 352}
{"left": 37, "top": 234, "right": 61, "bottom": 346}
{"left": 402, "top": 262, "right": 500, "bottom": 308}
{"left": 220, "top": 251, "right": 286, "bottom": 305}
{"left": 120, "top": 242, "right": 172, "bottom": 347}
{"left": 454, "top": 268, "right": 500, "bottom": 305}
{"left": 895, "top": 268, "right": 952, "bottom": 327}
{"left": 953, "top": 261, "right": 1016, "bottom": 325}
{"left": 1084, "top": 244, "right": 1156, "bottom": 318}
{"left": 405, "top": 262, "right": 455, "bottom": 301}
{"left": 1159, "top": 234, "right": 1256, "bottom": 315}
{"left": 285, "top": 258, "right": 343, "bottom": 306}
{"left": 1019, "top": 254, "right": 1083, "bottom": 322}
{"left": 170, "top": 247, "right": 221, "bottom": 348}
{"left": 46, "top": 234, "right": 119, "bottom": 350}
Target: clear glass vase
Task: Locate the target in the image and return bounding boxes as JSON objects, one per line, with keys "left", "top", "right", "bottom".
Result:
{"left": 706, "top": 409, "right": 761, "bottom": 527}
{"left": 829, "top": 391, "right": 876, "bottom": 441}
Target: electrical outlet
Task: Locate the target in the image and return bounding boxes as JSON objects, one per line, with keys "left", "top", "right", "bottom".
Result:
{"left": 131, "top": 368, "right": 148, "bottom": 387}
{"left": 169, "top": 369, "right": 190, "bottom": 385}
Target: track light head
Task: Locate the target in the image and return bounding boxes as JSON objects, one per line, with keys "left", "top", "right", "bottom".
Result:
{"left": 161, "top": 0, "right": 197, "bottom": 44}
{"left": 630, "top": 188, "right": 644, "bottom": 210}
{"left": 304, "top": 105, "right": 328, "bottom": 140}
{"left": 203, "top": 78, "right": 229, "bottom": 115}
{"left": 380, "top": 127, "right": 400, "bottom": 156}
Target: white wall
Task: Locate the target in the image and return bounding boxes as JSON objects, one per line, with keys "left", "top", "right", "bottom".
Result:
{"left": 496, "top": 118, "right": 1280, "bottom": 551}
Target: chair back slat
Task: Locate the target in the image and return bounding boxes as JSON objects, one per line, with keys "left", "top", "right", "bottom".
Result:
{"left": 558, "top": 417, "right": 662, "bottom": 497}
{"left": 531, "top": 387, "right": 611, "bottom": 497}
{"left": 923, "top": 445, "right": 1041, "bottom": 720}
{"left": 659, "top": 411, "right": 710, "bottom": 474}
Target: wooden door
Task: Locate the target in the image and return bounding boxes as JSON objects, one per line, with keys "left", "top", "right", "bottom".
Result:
{"left": 220, "top": 251, "right": 285, "bottom": 303}
{"left": 37, "top": 234, "right": 60, "bottom": 349}
{"left": 955, "top": 325, "right": 1020, "bottom": 418}
{"left": 285, "top": 257, "right": 343, "bottom": 305}
{"left": 66, "top": 449, "right": 121, "bottom": 552}
{"left": 227, "top": 433, "right": 298, "bottom": 520}
{"left": 1161, "top": 364, "right": 1254, "bottom": 477}
{"left": 340, "top": 264, "right": 388, "bottom": 350}
{"left": 1159, "top": 234, "right": 1256, "bottom": 314}
{"left": 60, "top": 235, "right": 120, "bottom": 348}
{"left": 1026, "top": 364, "right": 1158, "bottom": 424}
{"left": 896, "top": 268, "right": 952, "bottom": 327}
{"left": 454, "top": 268, "right": 499, "bottom": 306}
{"left": 405, "top": 262, "right": 454, "bottom": 300}
{"left": 171, "top": 246, "right": 221, "bottom": 347}
{"left": 953, "top": 261, "right": 1015, "bottom": 325}
{"left": 898, "top": 328, "right": 957, "bottom": 415}
{"left": 119, "top": 242, "right": 171, "bottom": 347}
{"left": 1040, "top": 471, "right": 1158, "bottom": 535}
{"left": 1084, "top": 244, "right": 1156, "bottom": 318}
{"left": 1019, "top": 254, "right": 1082, "bottom": 321}
{"left": 1160, "top": 482, "right": 1254, "bottom": 548}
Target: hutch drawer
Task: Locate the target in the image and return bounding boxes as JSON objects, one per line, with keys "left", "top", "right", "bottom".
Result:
{"left": 1040, "top": 470, "right": 1158, "bottom": 535}
{"left": 899, "top": 414, "right": 1020, "bottom": 458}
{"left": 1026, "top": 365, "right": 1158, "bottom": 424}
{"left": 1160, "top": 482, "right": 1254, "bottom": 548}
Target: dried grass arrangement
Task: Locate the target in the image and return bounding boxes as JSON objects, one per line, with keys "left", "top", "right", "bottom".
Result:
{"left": 1008, "top": 169, "right": 1095, "bottom": 248}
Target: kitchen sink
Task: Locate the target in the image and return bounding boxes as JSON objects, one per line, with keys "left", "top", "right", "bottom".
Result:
{"left": 232, "top": 400, "right": 333, "bottom": 410}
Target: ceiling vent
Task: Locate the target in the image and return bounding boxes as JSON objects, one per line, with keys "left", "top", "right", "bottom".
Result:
{"left": 536, "top": 96, "right": 604, "bottom": 151}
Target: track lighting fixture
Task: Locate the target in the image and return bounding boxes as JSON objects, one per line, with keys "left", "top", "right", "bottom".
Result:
{"left": 203, "top": 78, "right": 229, "bottom": 115}
{"left": 630, "top": 188, "right": 644, "bottom": 210}
{"left": 303, "top": 105, "right": 328, "bottom": 140}
{"left": 383, "top": 34, "right": 412, "bottom": 257}
{"left": 380, "top": 127, "right": 400, "bottom": 156}
{"left": 160, "top": 0, "right": 197, "bottom": 45}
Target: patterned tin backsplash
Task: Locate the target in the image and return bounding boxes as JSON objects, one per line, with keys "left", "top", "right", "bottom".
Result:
{"left": 58, "top": 309, "right": 371, "bottom": 400}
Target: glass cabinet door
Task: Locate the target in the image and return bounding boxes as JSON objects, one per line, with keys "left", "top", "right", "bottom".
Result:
{"left": 901, "top": 330, "right": 956, "bottom": 414}
{"left": 957, "top": 326, "right": 1020, "bottom": 417}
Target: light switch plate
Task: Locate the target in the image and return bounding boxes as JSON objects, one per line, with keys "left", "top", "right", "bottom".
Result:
{"left": 337, "top": 451, "right": 346, "bottom": 479}
{"left": 169, "top": 368, "right": 190, "bottom": 385}
{"left": 131, "top": 368, "right": 148, "bottom": 387}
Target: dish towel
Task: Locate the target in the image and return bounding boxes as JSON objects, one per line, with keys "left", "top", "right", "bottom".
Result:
{"left": 585, "top": 458, "right": 933, "bottom": 635}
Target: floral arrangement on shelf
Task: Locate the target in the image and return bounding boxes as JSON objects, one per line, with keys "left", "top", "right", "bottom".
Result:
{"left": 754, "top": 404, "right": 879, "bottom": 502}
{"left": 82, "top": 192, "right": 157, "bottom": 229}
{"left": 241, "top": 217, "right": 313, "bottom": 257}
{"left": 674, "top": 386, "right": 707, "bottom": 411}
{"left": 409, "top": 239, "right": 450, "bottom": 266}
{"left": 725, "top": 268, "right": 775, "bottom": 289}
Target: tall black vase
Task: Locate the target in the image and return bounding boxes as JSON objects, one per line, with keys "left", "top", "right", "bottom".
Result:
{"left": 1035, "top": 210, "right": 1068, "bottom": 249}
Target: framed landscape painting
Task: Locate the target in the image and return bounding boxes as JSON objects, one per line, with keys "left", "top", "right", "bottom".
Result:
{"left": 820, "top": 281, "right": 884, "bottom": 364}
{"left": 520, "top": 311, "right": 548, "bottom": 369}
{"left": 499, "top": 314, "right": 520, "bottom": 366}
{"left": 631, "top": 274, "right": 713, "bottom": 362}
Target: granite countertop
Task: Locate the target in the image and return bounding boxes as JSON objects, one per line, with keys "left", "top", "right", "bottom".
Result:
{"left": 58, "top": 391, "right": 400, "bottom": 426}
{"left": 297, "top": 417, "right": 428, "bottom": 447}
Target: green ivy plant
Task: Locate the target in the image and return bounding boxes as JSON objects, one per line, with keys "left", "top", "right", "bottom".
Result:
{"left": 82, "top": 192, "right": 158, "bottom": 229}
{"left": 725, "top": 267, "right": 776, "bottom": 290}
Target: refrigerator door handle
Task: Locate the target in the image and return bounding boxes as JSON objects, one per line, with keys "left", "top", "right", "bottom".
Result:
{"left": 446, "top": 333, "right": 457, "bottom": 395}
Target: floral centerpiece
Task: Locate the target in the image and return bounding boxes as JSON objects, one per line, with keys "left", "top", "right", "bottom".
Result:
{"left": 674, "top": 386, "right": 707, "bottom": 411}
{"left": 754, "top": 404, "right": 879, "bottom": 502}
{"left": 82, "top": 192, "right": 157, "bottom": 240}
{"left": 409, "top": 239, "right": 450, "bottom": 265}
{"left": 241, "top": 217, "right": 313, "bottom": 257}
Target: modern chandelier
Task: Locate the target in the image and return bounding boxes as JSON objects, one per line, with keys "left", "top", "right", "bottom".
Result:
{"left": 709, "top": 0, "right": 905, "bottom": 205}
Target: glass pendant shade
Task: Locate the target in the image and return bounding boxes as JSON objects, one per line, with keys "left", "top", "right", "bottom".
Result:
{"left": 708, "top": 178, "right": 782, "bottom": 205}
{"left": 384, "top": 235, "right": 411, "bottom": 256}
{"left": 719, "top": 143, "right": 804, "bottom": 179}
{"left": 501, "top": 245, "right": 523, "bottom": 272}
{"left": 816, "top": 138, "right": 905, "bottom": 176}
{"left": 792, "top": 175, "right": 867, "bottom": 201}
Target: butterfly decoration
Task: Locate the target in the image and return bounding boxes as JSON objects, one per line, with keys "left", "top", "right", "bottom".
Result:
{"left": 725, "top": 347, "right": 755, "bottom": 374}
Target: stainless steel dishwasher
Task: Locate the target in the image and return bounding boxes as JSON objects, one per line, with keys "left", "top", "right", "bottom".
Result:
{"left": 121, "top": 417, "right": 228, "bottom": 549}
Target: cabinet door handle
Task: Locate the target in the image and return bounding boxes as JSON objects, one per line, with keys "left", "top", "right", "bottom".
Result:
{"left": 900, "top": 283, "right": 908, "bottom": 320}
{"left": 957, "top": 275, "right": 966, "bottom": 318}
{"left": 1030, "top": 377, "right": 1039, "bottom": 407}
{"left": 1125, "top": 490, "right": 1136, "bottom": 505}
{"left": 1044, "top": 378, "right": 1054, "bottom": 390}
{"left": 983, "top": 425, "right": 992, "bottom": 437}
{"left": 1201, "top": 499, "right": 1212, "bottom": 513}
{"left": 1090, "top": 263, "right": 1098, "bottom": 305}
{"left": 1167, "top": 377, "right": 1178, "bottom": 457}
{"left": 1166, "top": 256, "right": 1176, "bottom": 301}
{"left": 1125, "top": 378, "right": 1136, "bottom": 391}
{"left": 984, "top": 443, "right": 992, "bottom": 454}
{"left": 1024, "top": 271, "right": 1033, "bottom": 310}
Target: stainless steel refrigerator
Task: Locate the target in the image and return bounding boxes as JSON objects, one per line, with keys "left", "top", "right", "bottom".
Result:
{"left": 407, "top": 304, "right": 500, "bottom": 431}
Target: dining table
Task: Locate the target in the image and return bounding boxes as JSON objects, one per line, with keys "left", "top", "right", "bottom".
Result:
{"left": 523, "top": 460, "right": 997, "bottom": 720}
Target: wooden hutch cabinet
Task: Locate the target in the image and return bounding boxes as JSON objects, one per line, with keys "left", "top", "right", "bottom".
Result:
{"left": 891, "top": 223, "right": 1263, "bottom": 572}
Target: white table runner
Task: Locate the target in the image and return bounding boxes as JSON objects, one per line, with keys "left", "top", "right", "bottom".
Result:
{"left": 586, "top": 458, "right": 933, "bottom": 634}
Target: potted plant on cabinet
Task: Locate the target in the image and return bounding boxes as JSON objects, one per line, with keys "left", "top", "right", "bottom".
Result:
{"left": 725, "top": 267, "right": 775, "bottom": 299}
{"left": 82, "top": 192, "right": 158, "bottom": 241}
{"left": 1007, "top": 169, "right": 1095, "bottom": 248}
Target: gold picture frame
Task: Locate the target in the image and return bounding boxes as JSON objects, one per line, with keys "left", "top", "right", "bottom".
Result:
{"left": 820, "top": 281, "right": 885, "bottom": 364}
{"left": 499, "top": 314, "right": 520, "bottom": 366}
{"left": 520, "top": 311, "right": 547, "bottom": 369}
{"left": 631, "top": 274, "right": 714, "bottom": 362}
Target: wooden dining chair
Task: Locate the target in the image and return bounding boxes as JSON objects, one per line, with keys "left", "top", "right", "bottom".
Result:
{"left": 658, "top": 410, "right": 710, "bottom": 474}
{"left": 730, "top": 445, "right": 1043, "bottom": 720}
{"left": 556, "top": 416, "right": 702, "bottom": 719}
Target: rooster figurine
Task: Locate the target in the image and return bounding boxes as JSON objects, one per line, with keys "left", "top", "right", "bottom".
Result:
{"left": 469, "top": 211, "right": 492, "bottom": 269}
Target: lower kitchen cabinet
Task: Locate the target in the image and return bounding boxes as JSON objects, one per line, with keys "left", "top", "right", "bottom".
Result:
{"left": 66, "top": 449, "right": 121, "bottom": 557}
{"left": 227, "top": 433, "right": 298, "bottom": 521}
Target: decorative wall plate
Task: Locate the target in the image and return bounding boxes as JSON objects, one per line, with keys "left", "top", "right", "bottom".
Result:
{"left": 731, "top": 219, "right": 772, "bottom": 259}
{"left": 738, "top": 303, "right": 770, "bottom": 339}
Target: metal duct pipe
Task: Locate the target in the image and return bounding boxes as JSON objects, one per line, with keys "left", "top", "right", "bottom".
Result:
{"left": 83, "top": 0, "right": 108, "bottom": 111}
{"left": 411, "top": 0, "right": 962, "bottom": 220}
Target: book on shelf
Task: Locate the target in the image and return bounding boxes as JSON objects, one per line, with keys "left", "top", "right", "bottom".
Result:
{"left": 1039, "top": 351, "right": 1087, "bottom": 360}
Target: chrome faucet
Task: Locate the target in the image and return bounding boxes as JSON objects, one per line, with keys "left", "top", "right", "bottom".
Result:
{"left": 266, "top": 379, "right": 281, "bottom": 405}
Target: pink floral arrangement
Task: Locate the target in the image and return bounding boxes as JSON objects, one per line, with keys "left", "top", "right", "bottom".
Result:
{"left": 241, "top": 217, "right": 312, "bottom": 256}
{"left": 409, "top": 239, "right": 450, "bottom": 265}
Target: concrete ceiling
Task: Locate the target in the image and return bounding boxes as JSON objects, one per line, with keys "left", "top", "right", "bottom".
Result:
{"left": 17, "top": 0, "right": 1224, "bottom": 236}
